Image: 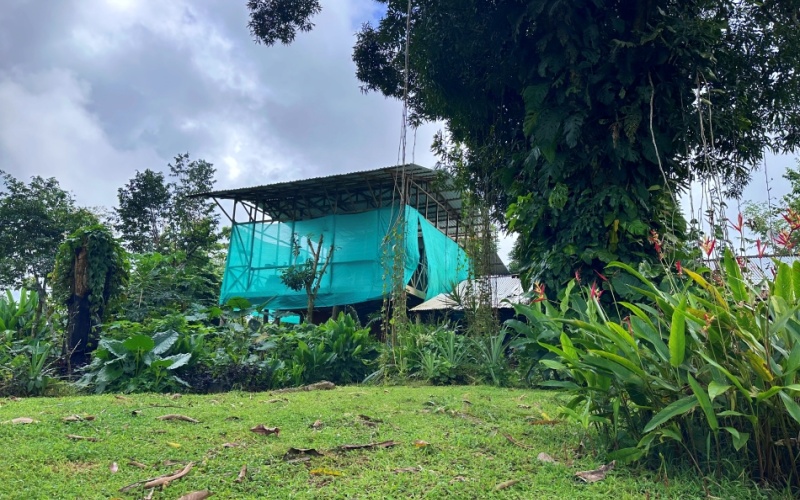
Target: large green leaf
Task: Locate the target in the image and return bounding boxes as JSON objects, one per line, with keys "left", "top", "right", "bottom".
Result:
{"left": 774, "top": 262, "right": 794, "bottom": 302}
{"left": 722, "top": 427, "right": 750, "bottom": 451}
{"left": 688, "top": 374, "right": 718, "bottom": 431}
{"left": 152, "top": 330, "right": 179, "bottom": 355}
{"left": 708, "top": 380, "right": 731, "bottom": 401}
{"left": 779, "top": 391, "right": 800, "bottom": 425}
{"left": 122, "top": 334, "right": 155, "bottom": 353}
{"left": 164, "top": 353, "right": 192, "bottom": 370}
{"left": 669, "top": 296, "right": 687, "bottom": 367}
{"left": 793, "top": 261, "right": 800, "bottom": 301}
{"left": 643, "top": 396, "right": 698, "bottom": 433}
{"left": 722, "top": 248, "right": 748, "bottom": 303}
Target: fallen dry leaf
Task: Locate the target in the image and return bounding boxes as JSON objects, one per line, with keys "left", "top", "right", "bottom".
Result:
{"left": 127, "top": 460, "right": 148, "bottom": 469}
{"left": 6, "top": 417, "right": 37, "bottom": 424}
{"left": 263, "top": 398, "right": 288, "bottom": 404}
{"left": 273, "top": 380, "right": 336, "bottom": 393}
{"left": 110, "top": 462, "right": 119, "bottom": 473}
{"left": 495, "top": 479, "right": 520, "bottom": 491}
{"left": 156, "top": 414, "right": 199, "bottom": 423}
{"left": 114, "top": 395, "right": 131, "bottom": 401}
{"left": 283, "top": 447, "right": 324, "bottom": 461}
{"left": 413, "top": 440, "right": 430, "bottom": 448}
{"left": 131, "top": 410, "right": 142, "bottom": 417}
{"left": 537, "top": 452, "right": 557, "bottom": 463}
{"left": 177, "top": 490, "right": 212, "bottom": 500}
{"left": 392, "top": 467, "right": 421, "bottom": 474}
{"left": 311, "top": 419, "right": 323, "bottom": 429}
{"left": 167, "top": 442, "right": 182, "bottom": 449}
{"left": 221, "top": 442, "right": 241, "bottom": 448}
{"left": 517, "top": 404, "right": 531, "bottom": 409}
{"left": 451, "top": 476, "right": 468, "bottom": 483}
{"left": 144, "top": 462, "right": 194, "bottom": 489}
{"left": 310, "top": 468, "right": 343, "bottom": 477}
{"left": 143, "top": 488, "right": 154, "bottom": 500}
{"left": 338, "top": 440, "right": 399, "bottom": 451}
{"left": 575, "top": 461, "right": 616, "bottom": 483}
{"left": 168, "top": 393, "right": 183, "bottom": 400}
{"left": 62, "top": 414, "right": 96, "bottom": 422}
{"left": 358, "top": 414, "right": 383, "bottom": 424}
{"left": 250, "top": 425, "right": 280, "bottom": 436}
{"left": 67, "top": 434, "right": 99, "bottom": 442}
{"left": 502, "top": 433, "right": 531, "bottom": 449}
{"left": 234, "top": 464, "right": 247, "bottom": 483}
{"left": 119, "top": 462, "right": 194, "bottom": 492}
{"left": 163, "top": 460, "right": 188, "bottom": 467}
{"left": 462, "top": 399, "right": 472, "bottom": 405}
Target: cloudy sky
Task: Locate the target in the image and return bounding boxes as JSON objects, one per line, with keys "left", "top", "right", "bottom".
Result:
{"left": 0, "top": 0, "right": 795, "bottom": 263}
{"left": 0, "top": 1, "right": 441, "bottom": 201}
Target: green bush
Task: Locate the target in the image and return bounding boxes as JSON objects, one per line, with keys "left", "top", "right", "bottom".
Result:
{"left": 77, "top": 330, "right": 194, "bottom": 393}
{"left": 537, "top": 249, "right": 800, "bottom": 486}
{"left": 0, "top": 289, "right": 44, "bottom": 340}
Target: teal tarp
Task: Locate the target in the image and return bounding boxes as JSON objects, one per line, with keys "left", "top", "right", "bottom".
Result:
{"left": 220, "top": 205, "right": 468, "bottom": 309}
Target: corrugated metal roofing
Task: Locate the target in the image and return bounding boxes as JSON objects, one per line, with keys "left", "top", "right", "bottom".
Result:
{"left": 410, "top": 276, "right": 526, "bottom": 311}
{"left": 191, "top": 164, "right": 445, "bottom": 201}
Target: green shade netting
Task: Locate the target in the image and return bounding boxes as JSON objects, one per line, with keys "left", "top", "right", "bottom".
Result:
{"left": 220, "top": 205, "right": 469, "bottom": 309}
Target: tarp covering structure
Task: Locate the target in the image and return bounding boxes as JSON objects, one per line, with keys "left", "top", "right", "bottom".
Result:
{"left": 221, "top": 205, "right": 469, "bottom": 309}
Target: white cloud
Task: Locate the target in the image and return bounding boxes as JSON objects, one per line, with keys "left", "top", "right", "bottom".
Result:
{"left": 0, "top": 69, "right": 162, "bottom": 206}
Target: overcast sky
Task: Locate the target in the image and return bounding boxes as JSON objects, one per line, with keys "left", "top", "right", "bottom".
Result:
{"left": 0, "top": 0, "right": 795, "bottom": 264}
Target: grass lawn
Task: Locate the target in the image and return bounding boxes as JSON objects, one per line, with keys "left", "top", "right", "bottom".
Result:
{"left": 0, "top": 385, "right": 775, "bottom": 499}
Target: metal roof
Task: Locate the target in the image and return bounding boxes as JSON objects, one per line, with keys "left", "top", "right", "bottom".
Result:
{"left": 410, "top": 276, "right": 525, "bottom": 311}
{"left": 193, "top": 163, "right": 458, "bottom": 206}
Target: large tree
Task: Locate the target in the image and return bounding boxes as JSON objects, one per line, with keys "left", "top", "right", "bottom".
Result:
{"left": 248, "top": 0, "right": 800, "bottom": 290}
{"left": 115, "top": 153, "right": 219, "bottom": 260}
{"left": 0, "top": 172, "right": 96, "bottom": 325}
{"left": 115, "top": 154, "right": 222, "bottom": 315}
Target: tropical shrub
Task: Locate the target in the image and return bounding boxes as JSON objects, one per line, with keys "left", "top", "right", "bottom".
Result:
{"left": 538, "top": 250, "right": 800, "bottom": 486}
{"left": 0, "top": 289, "right": 43, "bottom": 339}
{"left": 77, "top": 330, "right": 194, "bottom": 393}
{"left": 273, "top": 313, "right": 379, "bottom": 386}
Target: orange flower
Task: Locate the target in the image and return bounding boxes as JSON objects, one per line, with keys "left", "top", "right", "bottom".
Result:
{"left": 532, "top": 282, "right": 546, "bottom": 303}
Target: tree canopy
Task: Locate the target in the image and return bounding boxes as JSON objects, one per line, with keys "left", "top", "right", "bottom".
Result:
{"left": 248, "top": 0, "right": 800, "bottom": 289}
{"left": 115, "top": 153, "right": 219, "bottom": 260}
{"left": 0, "top": 172, "right": 96, "bottom": 300}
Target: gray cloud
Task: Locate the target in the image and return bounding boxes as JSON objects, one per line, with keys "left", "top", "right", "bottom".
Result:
{"left": 0, "top": 0, "right": 441, "bottom": 208}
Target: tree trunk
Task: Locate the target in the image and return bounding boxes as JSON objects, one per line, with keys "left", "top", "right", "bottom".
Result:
{"left": 64, "top": 246, "right": 94, "bottom": 370}
{"left": 305, "top": 283, "right": 315, "bottom": 324}
{"left": 65, "top": 294, "right": 93, "bottom": 368}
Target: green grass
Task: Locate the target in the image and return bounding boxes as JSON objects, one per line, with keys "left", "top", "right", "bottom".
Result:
{"left": 0, "top": 386, "right": 777, "bottom": 499}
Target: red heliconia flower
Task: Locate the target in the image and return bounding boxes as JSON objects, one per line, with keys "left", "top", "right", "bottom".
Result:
{"left": 649, "top": 229, "right": 662, "bottom": 255}
{"left": 782, "top": 208, "right": 800, "bottom": 231}
{"left": 532, "top": 282, "right": 546, "bottom": 303}
{"left": 675, "top": 260, "right": 683, "bottom": 275}
{"left": 590, "top": 281, "right": 604, "bottom": 300}
{"left": 756, "top": 239, "right": 766, "bottom": 259}
{"left": 736, "top": 256, "right": 747, "bottom": 271}
{"left": 574, "top": 268, "right": 582, "bottom": 284}
{"left": 728, "top": 213, "right": 744, "bottom": 234}
{"left": 774, "top": 230, "right": 796, "bottom": 250}
{"left": 700, "top": 237, "right": 716, "bottom": 257}
{"left": 594, "top": 269, "right": 608, "bottom": 282}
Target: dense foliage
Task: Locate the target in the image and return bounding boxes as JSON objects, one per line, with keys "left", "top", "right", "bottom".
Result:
{"left": 52, "top": 224, "right": 129, "bottom": 366}
{"left": 249, "top": 0, "right": 800, "bottom": 289}
{"left": 526, "top": 253, "right": 800, "bottom": 486}
{"left": 0, "top": 171, "right": 97, "bottom": 325}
